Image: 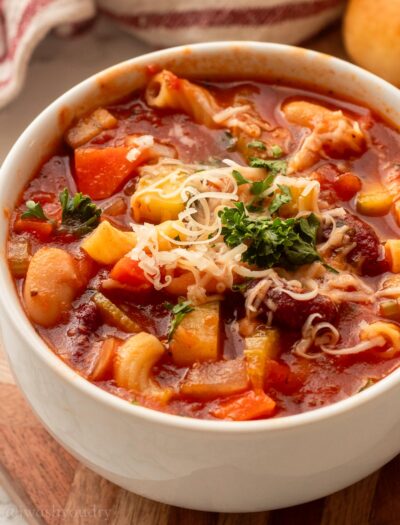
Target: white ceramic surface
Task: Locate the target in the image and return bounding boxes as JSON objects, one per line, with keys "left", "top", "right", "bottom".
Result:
{"left": 1, "top": 42, "right": 400, "bottom": 513}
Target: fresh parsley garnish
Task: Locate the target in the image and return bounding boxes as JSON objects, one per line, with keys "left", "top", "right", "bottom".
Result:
{"left": 232, "top": 168, "right": 276, "bottom": 212}
{"left": 219, "top": 202, "right": 321, "bottom": 269}
{"left": 232, "top": 169, "right": 274, "bottom": 195}
{"left": 58, "top": 189, "right": 101, "bottom": 237}
{"left": 22, "top": 201, "right": 49, "bottom": 221}
{"left": 22, "top": 188, "right": 101, "bottom": 238}
{"left": 232, "top": 170, "right": 249, "bottom": 186}
{"left": 270, "top": 145, "right": 283, "bottom": 158}
{"left": 232, "top": 168, "right": 290, "bottom": 214}
{"left": 323, "top": 263, "right": 339, "bottom": 274}
{"left": 165, "top": 299, "right": 194, "bottom": 340}
{"left": 249, "top": 157, "right": 287, "bottom": 176}
{"left": 247, "top": 140, "right": 266, "bottom": 151}
{"left": 268, "top": 185, "right": 292, "bottom": 214}
{"left": 250, "top": 174, "right": 275, "bottom": 196}
{"left": 232, "top": 280, "right": 252, "bottom": 292}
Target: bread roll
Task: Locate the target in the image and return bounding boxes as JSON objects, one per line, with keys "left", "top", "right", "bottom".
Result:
{"left": 344, "top": 0, "right": 400, "bottom": 86}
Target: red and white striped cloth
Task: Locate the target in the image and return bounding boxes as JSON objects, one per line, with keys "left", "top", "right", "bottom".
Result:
{"left": 0, "top": 0, "right": 345, "bottom": 108}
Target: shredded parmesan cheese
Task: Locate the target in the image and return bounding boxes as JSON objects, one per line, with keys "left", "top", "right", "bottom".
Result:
{"left": 126, "top": 135, "right": 154, "bottom": 162}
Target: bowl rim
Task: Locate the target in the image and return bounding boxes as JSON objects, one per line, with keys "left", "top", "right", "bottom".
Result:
{"left": 1, "top": 40, "right": 400, "bottom": 434}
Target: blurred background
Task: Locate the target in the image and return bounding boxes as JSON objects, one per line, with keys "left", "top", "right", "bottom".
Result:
{"left": 0, "top": 0, "right": 399, "bottom": 163}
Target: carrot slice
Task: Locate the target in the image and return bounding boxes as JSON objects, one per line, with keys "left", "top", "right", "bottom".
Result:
{"left": 334, "top": 173, "right": 362, "bottom": 201}
{"left": 211, "top": 390, "right": 276, "bottom": 421}
{"left": 110, "top": 257, "right": 151, "bottom": 288}
{"left": 74, "top": 146, "right": 145, "bottom": 199}
{"left": 14, "top": 219, "right": 54, "bottom": 241}
{"left": 90, "top": 337, "right": 121, "bottom": 381}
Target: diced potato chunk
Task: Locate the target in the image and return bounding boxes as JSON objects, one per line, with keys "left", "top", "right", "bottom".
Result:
{"left": 244, "top": 329, "right": 280, "bottom": 390}
{"left": 277, "top": 176, "right": 319, "bottom": 216}
{"left": 131, "top": 166, "right": 188, "bottom": 223}
{"left": 65, "top": 108, "right": 117, "bottom": 148}
{"left": 156, "top": 220, "right": 186, "bottom": 250}
{"left": 181, "top": 358, "right": 250, "bottom": 399}
{"left": 82, "top": 221, "right": 136, "bottom": 265}
{"left": 357, "top": 191, "right": 393, "bottom": 216}
{"left": 114, "top": 332, "right": 165, "bottom": 392}
{"left": 170, "top": 302, "right": 220, "bottom": 366}
{"left": 82, "top": 219, "right": 185, "bottom": 266}
{"left": 385, "top": 240, "right": 400, "bottom": 273}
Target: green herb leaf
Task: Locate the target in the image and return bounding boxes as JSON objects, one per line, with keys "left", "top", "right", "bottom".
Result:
{"left": 165, "top": 299, "right": 194, "bottom": 341}
{"left": 232, "top": 169, "right": 250, "bottom": 186}
{"left": 219, "top": 203, "right": 321, "bottom": 270}
{"left": 323, "top": 263, "right": 340, "bottom": 274}
{"left": 249, "top": 157, "right": 287, "bottom": 176}
{"left": 21, "top": 201, "right": 49, "bottom": 221}
{"left": 247, "top": 140, "right": 266, "bottom": 151}
{"left": 232, "top": 280, "right": 252, "bottom": 293}
{"left": 268, "top": 185, "right": 292, "bottom": 214}
{"left": 270, "top": 145, "right": 283, "bottom": 158}
{"left": 250, "top": 174, "right": 275, "bottom": 196}
{"left": 59, "top": 188, "right": 101, "bottom": 237}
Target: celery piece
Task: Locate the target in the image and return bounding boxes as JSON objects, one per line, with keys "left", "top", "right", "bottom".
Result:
{"left": 92, "top": 292, "right": 140, "bottom": 333}
{"left": 8, "top": 239, "right": 31, "bottom": 278}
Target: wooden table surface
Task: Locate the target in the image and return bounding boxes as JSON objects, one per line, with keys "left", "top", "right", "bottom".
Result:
{"left": 0, "top": 23, "right": 399, "bottom": 525}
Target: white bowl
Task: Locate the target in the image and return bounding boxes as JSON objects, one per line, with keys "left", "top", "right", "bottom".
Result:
{"left": 1, "top": 42, "right": 400, "bottom": 513}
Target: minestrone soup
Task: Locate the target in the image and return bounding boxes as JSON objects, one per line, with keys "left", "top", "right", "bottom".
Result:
{"left": 8, "top": 70, "right": 400, "bottom": 420}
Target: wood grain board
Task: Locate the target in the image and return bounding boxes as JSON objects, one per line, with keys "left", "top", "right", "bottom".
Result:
{"left": 1, "top": 23, "right": 400, "bottom": 525}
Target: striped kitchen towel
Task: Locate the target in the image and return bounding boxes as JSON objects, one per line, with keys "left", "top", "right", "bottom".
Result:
{"left": 0, "top": 0, "right": 345, "bottom": 108}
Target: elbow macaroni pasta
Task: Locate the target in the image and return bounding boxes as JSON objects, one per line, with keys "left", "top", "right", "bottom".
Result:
{"left": 361, "top": 321, "right": 400, "bottom": 359}
{"left": 114, "top": 332, "right": 165, "bottom": 392}
{"left": 146, "top": 70, "right": 220, "bottom": 128}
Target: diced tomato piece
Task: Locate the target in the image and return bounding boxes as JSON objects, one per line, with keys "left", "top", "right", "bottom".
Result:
{"left": 110, "top": 257, "right": 151, "bottom": 288}
{"left": 211, "top": 390, "right": 276, "bottom": 421}
{"left": 74, "top": 146, "right": 145, "bottom": 200}
{"left": 265, "top": 360, "right": 290, "bottom": 385}
{"left": 265, "top": 360, "right": 303, "bottom": 394}
{"left": 334, "top": 173, "right": 362, "bottom": 201}
{"left": 14, "top": 219, "right": 54, "bottom": 241}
